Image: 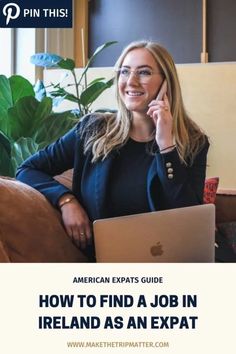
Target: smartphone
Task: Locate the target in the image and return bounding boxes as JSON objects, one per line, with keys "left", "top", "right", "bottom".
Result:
{"left": 156, "top": 79, "right": 167, "bottom": 101}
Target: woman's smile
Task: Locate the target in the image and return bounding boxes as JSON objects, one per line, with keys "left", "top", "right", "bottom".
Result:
{"left": 125, "top": 90, "right": 144, "bottom": 97}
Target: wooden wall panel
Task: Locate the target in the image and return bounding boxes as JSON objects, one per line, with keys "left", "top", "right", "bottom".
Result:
{"left": 74, "top": 0, "right": 88, "bottom": 67}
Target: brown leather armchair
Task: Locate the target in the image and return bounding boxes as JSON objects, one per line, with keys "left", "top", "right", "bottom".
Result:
{"left": 0, "top": 172, "right": 87, "bottom": 262}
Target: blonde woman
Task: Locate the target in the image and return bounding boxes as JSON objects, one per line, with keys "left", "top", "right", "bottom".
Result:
{"left": 17, "top": 41, "right": 209, "bottom": 259}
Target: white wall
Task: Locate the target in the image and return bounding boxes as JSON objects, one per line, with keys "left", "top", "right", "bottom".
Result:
{"left": 44, "top": 63, "right": 236, "bottom": 190}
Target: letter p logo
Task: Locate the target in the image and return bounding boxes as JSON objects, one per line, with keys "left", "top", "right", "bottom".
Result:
{"left": 3, "top": 3, "right": 20, "bottom": 25}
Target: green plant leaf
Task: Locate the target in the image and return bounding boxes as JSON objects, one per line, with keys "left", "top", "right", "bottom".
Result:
{"left": 0, "top": 75, "right": 35, "bottom": 135}
{"left": 63, "top": 93, "right": 80, "bottom": 104}
{"left": 35, "top": 111, "right": 77, "bottom": 148}
{"left": 33, "top": 97, "right": 52, "bottom": 132}
{"left": 80, "top": 78, "right": 114, "bottom": 107}
{"left": 0, "top": 75, "right": 12, "bottom": 108}
{"left": 30, "top": 53, "right": 63, "bottom": 68}
{"left": 87, "top": 77, "right": 106, "bottom": 86}
{"left": 0, "top": 130, "right": 13, "bottom": 176}
{"left": 58, "top": 58, "right": 75, "bottom": 71}
{"left": 9, "top": 75, "right": 35, "bottom": 104}
{"left": 7, "top": 96, "right": 38, "bottom": 139}
{"left": 0, "top": 146, "right": 13, "bottom": 176}
{"left": 0, "top": 111, "right": 8, "bottom": 135}
{"left": 0, "top": 75, "right": 13, "bottom": 133}
{"left": 0, "top": 130, "right": 11, "bottom": 156}
{"left": 7, "top": 96, "right": 52, "bottom": 140}
{"left": 50, "top": 87, "right": 79, "bottom": 101}
{"left": 78, "top": 41, "right": 117, "bottom": 86}
{"left": 11, "top": 137, "right": 39, "bottom": 175}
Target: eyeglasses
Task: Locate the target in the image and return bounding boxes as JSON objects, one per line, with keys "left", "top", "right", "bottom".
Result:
{"left": 116, "top": 67, "right": 162, "bottom": 83}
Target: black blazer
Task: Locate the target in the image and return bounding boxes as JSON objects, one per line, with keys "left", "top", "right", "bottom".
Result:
{"left": 16, "top": 117, "right": 209, "bottom": 221}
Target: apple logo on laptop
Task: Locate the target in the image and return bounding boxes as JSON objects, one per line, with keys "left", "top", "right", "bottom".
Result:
{"left": 150, "top": 242, "right": 163, "bottom": 256}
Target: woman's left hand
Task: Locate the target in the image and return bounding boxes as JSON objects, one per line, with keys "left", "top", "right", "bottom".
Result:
{"left": 147, "top": 93, "right": 174, "bottom": 150}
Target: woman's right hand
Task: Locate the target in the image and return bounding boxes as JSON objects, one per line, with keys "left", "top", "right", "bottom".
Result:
{"left": 59, "top": 195, "right": 92, "bottom": 249}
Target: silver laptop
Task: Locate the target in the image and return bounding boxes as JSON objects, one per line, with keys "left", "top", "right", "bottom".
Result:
{"left": 93, "top": 204, "right": 215, "bottom": 263}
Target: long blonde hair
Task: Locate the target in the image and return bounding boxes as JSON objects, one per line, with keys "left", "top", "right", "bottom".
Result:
{"left": 83, "top": 40, "right": 207, "bottom": 165}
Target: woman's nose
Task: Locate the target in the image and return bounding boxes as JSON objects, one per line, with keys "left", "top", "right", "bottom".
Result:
{"left": 126, "top": 72, "right": 139, "bottom": 85}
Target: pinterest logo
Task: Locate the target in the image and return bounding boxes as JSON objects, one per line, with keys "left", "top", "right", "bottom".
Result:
{"left": 3, "top": 3, "right": 20, "bottom": 25}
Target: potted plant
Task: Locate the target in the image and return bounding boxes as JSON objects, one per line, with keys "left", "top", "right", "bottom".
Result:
{"left": 0, "top": 41, "right": 117, "bottom": 177}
